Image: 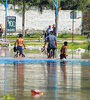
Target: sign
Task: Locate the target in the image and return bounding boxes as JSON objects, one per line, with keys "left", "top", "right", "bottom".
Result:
{"left": 7, "top": 16, "right": 16, "bottom": 32}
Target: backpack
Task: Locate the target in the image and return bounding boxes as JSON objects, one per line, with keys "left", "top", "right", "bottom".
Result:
{"left": 13, "top": 47, "right": 17, "bottom": 52}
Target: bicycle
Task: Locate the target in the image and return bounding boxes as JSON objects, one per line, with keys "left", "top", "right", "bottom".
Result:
{"left": 41, "top": 47, "right": 57, "bottom": 58}
{"left": 48, "top": 49, "right": 57, "bottom": 58}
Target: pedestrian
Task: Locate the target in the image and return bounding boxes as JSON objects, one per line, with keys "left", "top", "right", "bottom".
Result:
{"left": 60, "top": 41, "right": 68, "bottom": 60}
{"left": 14, "top": 34, "right": 26, "bottom": 57}
{"left": 46, "top": 25, "right": 52, "bottom": 36}
{"left": 52, "top": 24, "right": 56, "bottom": 36}
{"left": 42, "top": 31, "right": 57, "bottom": 58}
{"left": 0, "top": 24, "right": 3, "bottom": 39}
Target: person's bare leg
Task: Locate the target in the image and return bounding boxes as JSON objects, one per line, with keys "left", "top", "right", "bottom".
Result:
{"left": 47, "top": 53, "right": 50, "bottom": 58}
{"left": 20, "top": 54, "right": 22, "bottom": 58}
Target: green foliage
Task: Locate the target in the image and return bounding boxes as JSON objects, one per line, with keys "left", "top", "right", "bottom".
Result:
{"left": 1, "top": 0, "right": 89, "bottom": 11}
{"left": 3, "top": 94, "right": 15, "bottom": 100}
{"left": 25, "top": 33, "right": 42, "bottom": 38}
{"left": 58, "top": 41, "right": 90, "bottom": 50}
{"left": 60, "top": 0, "right": 89, "bottom": 11}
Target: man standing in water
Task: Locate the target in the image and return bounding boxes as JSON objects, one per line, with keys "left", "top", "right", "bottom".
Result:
{"left": 42, "top": 31, "right": 57, "bottom": 58}
{"left": 14, "top": 34, "right": 26, "bottom": 57}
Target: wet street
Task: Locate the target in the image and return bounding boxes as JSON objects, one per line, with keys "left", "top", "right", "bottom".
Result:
{"left": 0, "top": 47, "right": 90, "bottom": 100}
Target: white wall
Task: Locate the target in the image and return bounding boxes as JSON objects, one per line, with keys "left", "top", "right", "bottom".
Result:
{"left": 58, "top": 10, "right": 82, "bottom": 34}
{"left": 0, "top": 4, "right": 82, "bottom": 34}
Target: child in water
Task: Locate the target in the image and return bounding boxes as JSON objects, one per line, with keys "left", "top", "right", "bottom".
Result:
{"left": 60, "top": 41, "right": 68, "bottom": 60}
{"left": 14, "top": 34, "right": 26, "bottom": 57}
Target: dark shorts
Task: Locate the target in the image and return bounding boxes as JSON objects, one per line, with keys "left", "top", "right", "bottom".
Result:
{"left": 60, "top": 54, "right": 66, "bottom": 59}
{"left": 17, "top": 46, "right": 23, "bottom": 54}
{"left": 47, "top": 48, "right": 56, "bottom": 53}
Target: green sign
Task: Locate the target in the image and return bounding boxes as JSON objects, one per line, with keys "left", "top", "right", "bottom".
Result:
{"left": 7, "top": 16, "right": 16, "bottom": 32}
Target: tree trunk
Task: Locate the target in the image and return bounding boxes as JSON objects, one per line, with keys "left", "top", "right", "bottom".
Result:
{"left": 55, "top": 0, "right": 58, "bottom": 37}
{"left": 55, "top": 12, "right": 58, "bottom": 37}
{"left": 72, "top": 11, "right": 74, "bottom": 42}
{"left": 22, "top": 0, "right": 25, "bottom": 36}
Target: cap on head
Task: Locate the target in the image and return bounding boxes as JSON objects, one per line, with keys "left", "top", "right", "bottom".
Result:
{"left": 53, "top": 24, "right": 55, "bottom": 28}
{"left": 49, "top": 25, "right": 51, "bottom": 28}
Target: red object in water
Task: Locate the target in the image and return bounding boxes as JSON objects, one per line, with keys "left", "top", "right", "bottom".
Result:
{"left": 31, "top": 89, "right": 43, "bottom": 96}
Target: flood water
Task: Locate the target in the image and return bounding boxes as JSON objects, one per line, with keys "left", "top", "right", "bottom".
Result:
{"left": 0, "top": 47, "right": 90, "bottom": 100}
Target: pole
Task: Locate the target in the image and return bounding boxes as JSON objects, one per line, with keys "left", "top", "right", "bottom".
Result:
{"left": 5, "top": 0, "right": 7, "bottom": 40}
{"left": 72, "top": 11, "right": 74, "bottom": 42}
{"left": 52, "top": 0, "right": 58, "bottom": 37}
{"left": 22, "top": 0, "right": 25, "bottom": 36}
{"left": 55, "top": 0, "right": 58, "bottom": 37}
{"left": 1, "top": 0, "right": 7, "bottom": 40}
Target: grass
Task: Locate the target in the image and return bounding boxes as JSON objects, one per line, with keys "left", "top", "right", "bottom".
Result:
{"left": 58, "top": 33, "right": 87, "bottom": 40}
{"left": 66, "top": 42, "right": 88, "bottom": 50}
{"left": 2, "top": 33, "right": 90, "bottom": 50}
{"left": 4, "top": 33, "right": 88, "bottom": 40}
{"left": 57, "top": 42, "right": 90, "bottom": 50}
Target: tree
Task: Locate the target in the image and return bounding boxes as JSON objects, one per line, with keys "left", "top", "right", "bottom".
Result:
{"left": 2, "top": 0, "right": 89, "bottom": 35}
{"left": 8, "top": 0, "right": 18, "bottom": 9}
{"left": 60, "top": 0, "right": 90, "bottom": 10}
{"left": 16, "top": 0, "right": 42, "bottom": 35}
{"left": 9, "top": 0, "right": 41, "bottom": 35}
{"left": 60, "top": 0, "right": 90, "bottom": 36}
{"left": 16, "top": 0, "right": 60, "bottom": 36}
{"left": 37, "top": 0, "right": 60, "bottom": 36}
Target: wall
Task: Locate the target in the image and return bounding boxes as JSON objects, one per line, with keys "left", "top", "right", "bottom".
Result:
{"left": 0, "top": 4, "right": 82, "bottom": 34}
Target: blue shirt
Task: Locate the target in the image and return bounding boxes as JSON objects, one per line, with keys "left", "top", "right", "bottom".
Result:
{"left": 46, "top": 28, "right": 52, "bottom": 36}
{"left": 45, "top": 34, "right": 57, "bottom": 49}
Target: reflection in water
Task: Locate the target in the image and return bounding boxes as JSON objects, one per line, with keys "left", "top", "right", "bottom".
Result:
{"left": 0, "top": 54, "right": 90, "bottom": 100}
{"left": 0, "top": 47, "right": 10, "bottom": 57}
{"left": 60, "top": 61, "right": 67, "bottom": 86}
{"left": 14, "top": 62, "right": 24, "bottom": 100}
{"left": 3, "top": 62, "right": 24, "bottom": 100}
{"left": 4, "top": 64, "right": 7, "bottom": 96}
{"left": 47, "top": 61, "right": 57, "bottom": 100}
{"left": 0, "top": 46, "right": 90, "bottom": 100}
